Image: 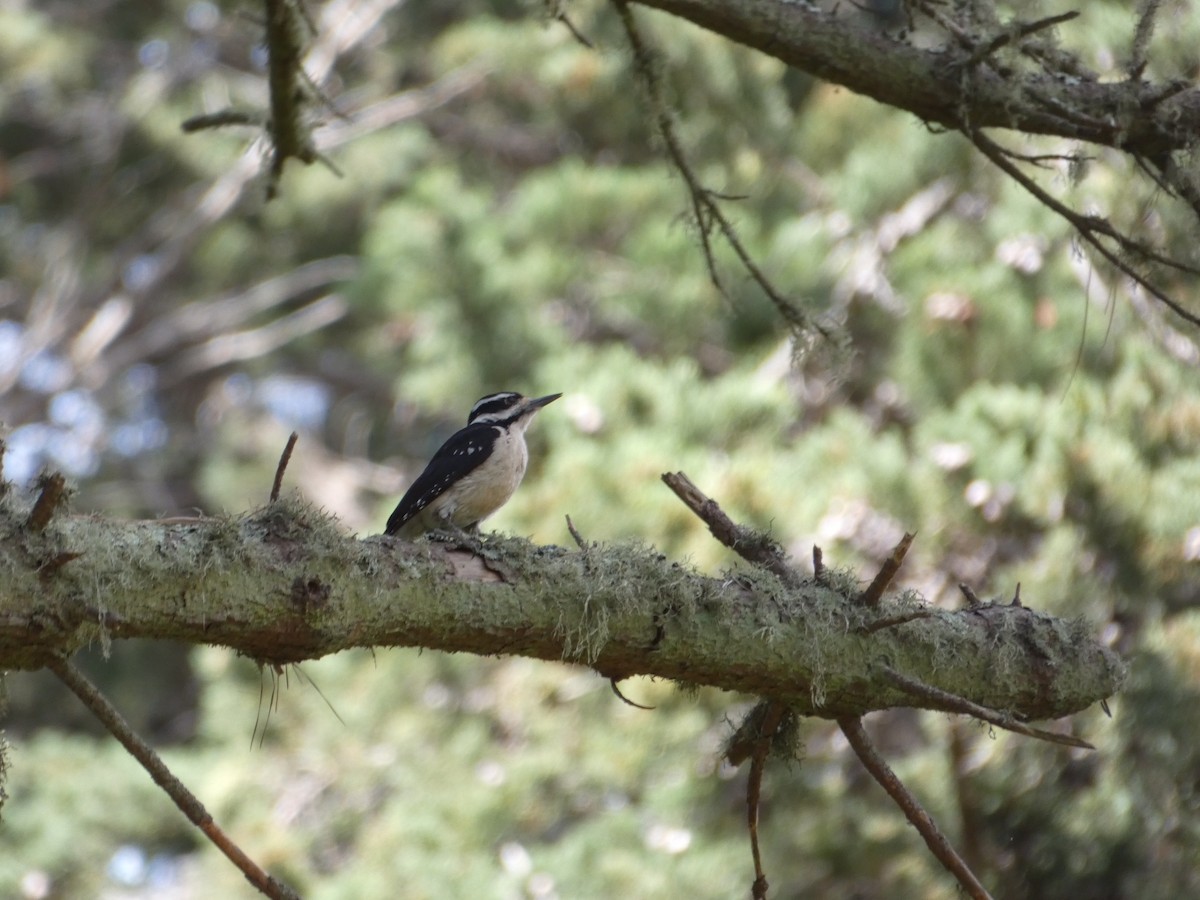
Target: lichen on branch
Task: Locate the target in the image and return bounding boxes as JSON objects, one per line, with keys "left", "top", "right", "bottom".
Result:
{"left": 0, "top": 493, "right": 1123, "bottom": 722}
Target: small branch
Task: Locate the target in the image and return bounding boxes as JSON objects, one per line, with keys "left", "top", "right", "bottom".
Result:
{"left": 27, "top": 472, "right": 67, "bottom": 532}
{"left": 262, "top": 0, "right": 320, "bottom": 198}
{"left": 37, "top": 552, "right": 83, "bottom": 583}
{"left": 47, "top": 656, "right": 299, "bottom": 900}
{"left": 661, "top": 472, "right": 797, "bottom": 585}
{"left": 565, "top": 514, "right": 587, "bottom": 550}
{"left": 661, "top": 459, "right": 805, "bottom": 890}
{"left": 882, "top": 665, "right": 1096, "bottom": 750}
{"left": 857, "top": 609, "right": 933, "bottom": 634}
{"left": 546, "top": 0, "right": 595, "bottom": 48}
{"left": 838, "top": 716, "right": 993, "bottom": 900}
{"left": 270, "top": 432, "right": 299, "bottom": 502}
{"left": 958, "top": 583, "right": 984, "bottom": 608}
{"left": 181, "top": 110, "right": 266, "bottom": 132}
{"left": 948, "top": 721, "right": 987, "bottom": 878}
{"left": 965, "top": 12, "right": 1080, "bottom": 68}
{"left": 610, "top": 678, "right": 654, "bottom": 709}
{"left": 995, "top": 149, "right": 1092, "bottom": 169}
{"left": 856, "top": 532, "right": 914, "bottom": 607}
{"left": 1138, "top": 78, "right": 1194, "bottom": 109}
{"left": 746, "top": 701, "right": 787, "bottom": 899}
{"left": 1129, "top": 0, "right": 1162, "bottom": 79}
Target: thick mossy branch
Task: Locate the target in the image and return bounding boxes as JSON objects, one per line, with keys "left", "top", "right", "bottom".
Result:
{"left": 0, "top": 496, "right": 1123, "bottom": 720}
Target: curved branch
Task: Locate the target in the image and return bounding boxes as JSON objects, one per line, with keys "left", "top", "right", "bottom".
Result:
{"left": 633, "top": 0, "right": 1200, "bottom": 157}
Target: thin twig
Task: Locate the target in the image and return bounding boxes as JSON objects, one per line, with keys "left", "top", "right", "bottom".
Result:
{"left": 998, "top": 149, "right": 1092, "bottom": 169}
{"left": 881, "top": 665, "right": 1096, "bottom": 750}
{"left": 27, "top": 472, "right": 67, "bottom": 532}
{"left": 910, "top": 0, "right": 975, "bottom": 51}
{"left": 970, "top": 130, "right": 1200, "bottom": 327}
{"left": 1129, "top": 0, "right": 1162, "bottom": 79}
{"left": 659, "top": 471, "right": 797, "bottom": 894}
{"left": 610, "top": 678, "right": 654, "bottom": 710}
{"left": 966, "top": 12, "right": 1080, "bottom": 67}
{"left": 546, "top": 0, "right": 595, "bottom": 48}
{"left": 270, "top": 432, "right": 299, "bottom": 502}
{"left": 660, "top": 472, "right": 797, "bottom": 585}
{"left": 747, "top": 702, "right": 786, "bottom": 900}
{"left": 47, "top": 656, "right": 299, "bottom": 900}
{"left": 613, "top": 0, "right": 832, "bottom": 341}
{"left": 856, "top": 532, "right": 915, "bottom": 607}
{"left": 37, "top": 552, "right": 83, "bottom": 583}
{"left": 958, "top": 583, "right": 983, "bottom": 608}
{"left": 181, "top": 110, "right": 265, "bottom": 132}
{"left": 857, "top": 609, "right": 934, "bottom": 634}
{"left": 565, "top": 514, "right": 587, "bottom": 550}
{"left": 838, "top": 716, "right": 993, "bottom": 900}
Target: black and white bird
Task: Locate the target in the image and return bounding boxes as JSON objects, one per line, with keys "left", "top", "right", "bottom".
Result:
{"left": 385, "top": 391, "right": 561, "bottom": 539}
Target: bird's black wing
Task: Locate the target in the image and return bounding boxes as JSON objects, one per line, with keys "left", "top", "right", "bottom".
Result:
{"left": 385, "top": 423, "right": 498, "bottom": 535}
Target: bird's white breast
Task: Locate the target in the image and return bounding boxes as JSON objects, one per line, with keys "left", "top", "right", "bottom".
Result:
{"left": 437, "top": 426, "right": 528, "bottom": 527}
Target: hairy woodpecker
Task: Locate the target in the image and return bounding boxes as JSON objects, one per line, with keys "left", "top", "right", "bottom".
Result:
{"left": 385, "top": 391, "right": 561, "bottom": 538}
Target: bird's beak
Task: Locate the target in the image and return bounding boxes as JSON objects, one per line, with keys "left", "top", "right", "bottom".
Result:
{"left": 530, "top": 393, "right": 562, "bottom": 408}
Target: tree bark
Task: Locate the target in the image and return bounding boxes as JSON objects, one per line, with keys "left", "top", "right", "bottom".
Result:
{"left": 634, "top": 0, "right": 1200, "bottom": 158}
{"left": 0, "top": 496, "right": 1124, "bottom": 721}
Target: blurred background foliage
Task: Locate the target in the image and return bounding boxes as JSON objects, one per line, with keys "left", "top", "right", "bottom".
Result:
{"left": 1, "top": 0, "right": 1199, "bottom": 897}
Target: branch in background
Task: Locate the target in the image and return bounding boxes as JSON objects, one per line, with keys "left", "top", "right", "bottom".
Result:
{"left": 180, "top": 0, "right": 423, "bottom": 201}
{"left": 969, "top": 130, "right": 1200, "bottom": 328}
{"left": 47, "top": 656, "right": 299, "bottom": 900}
{"left": 1129, "top": 0, "right": 1163, "bottom": 79}
{"left": 631, "top": 0, "right": 1200, "bottom": 325}
{"left": 633, "top": 0, "right": 1200, "bottom": 156}
{"left": 181, "top": 110, "right": 267, "bottom": 132}
{"left": 262, "top": 0, "right": 320, "bottom": 197}
{"left": 544, "top": 0, "right": 595, "bottom": 48}
{"left": 102, "top": 256, "right": 360, "bottom": 377}
{"left": 839, "top": 715, "right": 993, "bottom": 900}
{"left": 614, "top": 0, "right": 836, "bottom": 343}
{"left": 747, "top": 702, "right": 787, "bottom": 900}
{"left": 170, "top": 293, "right": 349, "bottom": 380}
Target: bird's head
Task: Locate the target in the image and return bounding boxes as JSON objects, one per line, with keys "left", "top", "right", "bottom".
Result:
{"left": 467, "top": 391, "right": 562, "bottom": 428}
